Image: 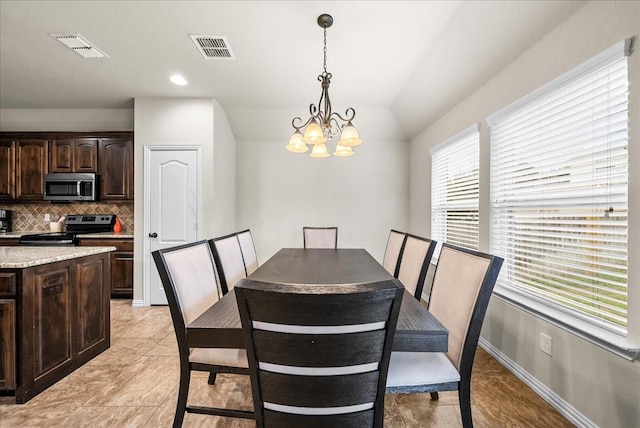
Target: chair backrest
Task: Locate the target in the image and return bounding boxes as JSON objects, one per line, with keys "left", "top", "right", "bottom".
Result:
{"left": 427, "top": 244, "right": 503, "bottom": 375}
{"left": 396, "top": 234, "right": 437, "bottom": 300}
{"left": 303, "top": 226, "right": 338, "bottom": 249}
{"left": 209, "top": 233, "right": 247, "bottom": 294}
{"left": 236, "top": 279, "right": 404, "bottom": 428}
{"left": 237, "top": 229, "right": 259, "bottom": 275}
{"left": 152, "top": 241, "right": 221, "bottom": 357}
{"left": 382, "top": 229, "right": 407, "bottom": 277}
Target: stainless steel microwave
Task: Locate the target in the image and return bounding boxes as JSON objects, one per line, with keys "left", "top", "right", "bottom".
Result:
{"left": 44, "top": 173, "right": 99, "bottom": 202}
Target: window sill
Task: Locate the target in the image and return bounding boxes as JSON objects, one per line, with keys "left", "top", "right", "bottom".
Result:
{"left": 493, "top": 286, "right": 639, "bottom": 361}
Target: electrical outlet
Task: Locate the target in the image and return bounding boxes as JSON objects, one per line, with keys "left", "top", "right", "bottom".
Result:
{"left": 44, "top": 213, "right": 51, "bottom": 222}
{"left": 540, "top": 332, "right": 553, "bottom": 356}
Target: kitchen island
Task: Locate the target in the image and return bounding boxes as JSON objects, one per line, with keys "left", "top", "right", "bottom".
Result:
{"left": 0, "top": 246, "right": 115, "bottom": 403}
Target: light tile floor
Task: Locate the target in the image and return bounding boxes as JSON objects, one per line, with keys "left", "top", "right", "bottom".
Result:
{"left": 0, "top": 300, "right": 573, "bottom": 427}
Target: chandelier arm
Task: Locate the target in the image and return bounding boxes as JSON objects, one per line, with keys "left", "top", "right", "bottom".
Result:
{"left": 292, "top": 116, "right": 315, "bottom": 131}
{"left": 327, "top": 117, "right": 342, "bottom": 137}
{"left": 328, "top": 107, "right": 356, "bottom": 125}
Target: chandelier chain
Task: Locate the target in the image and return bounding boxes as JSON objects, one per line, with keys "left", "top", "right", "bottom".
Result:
{"left": 323, "top": 26, "right": 328, "bottom": 74}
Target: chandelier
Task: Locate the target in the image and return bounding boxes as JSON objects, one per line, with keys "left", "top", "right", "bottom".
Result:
{"left": 286, "top": 14, "right": 363, "bottom": 158}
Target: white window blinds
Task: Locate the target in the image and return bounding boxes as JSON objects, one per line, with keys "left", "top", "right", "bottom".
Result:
{"left": 431, "top": 124, "right": 480, "bottom": 255}
{"left": 488, "top": 40, "right": 630, "bottom": 330}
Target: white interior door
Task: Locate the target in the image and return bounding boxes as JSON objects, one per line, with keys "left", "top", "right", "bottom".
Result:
{"left": 145, "top": 146, "right": 201, "bottom": 305}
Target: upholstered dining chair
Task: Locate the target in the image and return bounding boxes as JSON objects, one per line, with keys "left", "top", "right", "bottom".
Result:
{"left": 237, "top": 229, "right": 259, "bottom": 275}
{"left": 236, "top": 278, "right": 404, "bottom": 428}
{"left": 386, "top": 244, "right": 504, "bottom": 428}
{"left": 209, "top": 233, "right": 247, "bottom": 295}
{"left": 303, "top": 226, "right": 338, "bottom": 249}
{"left": 152, "top": 241, "right": 253, "bottom": 427}
{"left": 382, "top": 229, "right": 407, "bottom": 277}
{"left": 396, "top": 233, "right": 437, "bottom": 301}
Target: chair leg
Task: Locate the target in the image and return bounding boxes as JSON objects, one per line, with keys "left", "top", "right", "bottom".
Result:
{"left": 208, "top": 371, "right": 217, "bottom": 385}
{"left": 458, "top": 378, "right": 473, "bottom": 428}
{"left": 173, "top": 363, "right": 191, "bottom": 428}
{"left": 430, "top": 392, "right": 439, "bottom": 400}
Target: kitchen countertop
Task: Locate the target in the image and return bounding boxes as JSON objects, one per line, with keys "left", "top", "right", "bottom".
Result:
{"left": 0, "top": 232, "right": 32, "bottom": 238}
{"left": 77, "top": 232, "right": 134, "bottom": 239}
{"left": 0, "top": 231, "right": 134, "bottom": 239}
{"left": 0, "top": 246, "right": 117, "bottom": 268}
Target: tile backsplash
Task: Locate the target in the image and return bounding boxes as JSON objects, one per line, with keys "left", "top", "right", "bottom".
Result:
{"left": 3, "top": 203, "right": 134, "bottom": 232}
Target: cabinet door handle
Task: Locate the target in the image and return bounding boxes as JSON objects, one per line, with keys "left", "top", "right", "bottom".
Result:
{"left": 148, "top": 232, "right": 158, "bottom": 238}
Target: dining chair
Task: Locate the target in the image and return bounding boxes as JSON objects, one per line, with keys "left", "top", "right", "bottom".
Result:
{"left": 236, "top": 278, "right": 404, "bottom": 428}
{"left": 209, "top": 233, "right": 247, "bottom": 294}
{"left": 152, "top": 241, "right": 253, "bottom": 427}
{"left": 303, "top": 226, "right": 338, "bottom": 249}
{"left": 382, "top": 229, "right": 407, "bottom": 277}
{"left": 395, "top": 233, "right": 437, "bottom": 301}
{"left": 386, "top": 243, "right": 503, "bottom": 428}
{"left": 237, "top": 229, "right": 259, "bottom": 275}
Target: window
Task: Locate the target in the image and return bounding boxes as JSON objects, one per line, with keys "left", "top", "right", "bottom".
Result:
{"left": 431, "top": 124, "right": 480, "bottom": 257}
{"left": 488, "top": 40, "right": 630, "bottom": 333}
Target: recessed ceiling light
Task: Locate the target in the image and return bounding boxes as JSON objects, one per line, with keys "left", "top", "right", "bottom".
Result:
{"left": 170, "top": 74, "right": 188, "bottom": 86}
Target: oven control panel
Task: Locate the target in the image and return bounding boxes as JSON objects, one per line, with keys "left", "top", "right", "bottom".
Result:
{"left": 65, "top": 215, "right": 116, "bottom": 226}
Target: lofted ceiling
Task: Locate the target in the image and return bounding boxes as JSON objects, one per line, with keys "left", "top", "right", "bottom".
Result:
{"left": 0, "top": 1, "right": 586, "bottom": 138}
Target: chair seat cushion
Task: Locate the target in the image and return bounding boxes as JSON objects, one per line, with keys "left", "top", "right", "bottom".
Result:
{"left": 190, "top": 347, "right": 248, "bottom": 368}
{"left": 386, "top": 352, "right": 460, "bottom": 388}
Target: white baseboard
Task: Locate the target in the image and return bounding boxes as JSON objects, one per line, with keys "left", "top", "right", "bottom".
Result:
{"left": 131, "top": 299, "right": 146, "bottom": 308}
{"left": 478, "top": 337, "right": 595, "bottom": 428}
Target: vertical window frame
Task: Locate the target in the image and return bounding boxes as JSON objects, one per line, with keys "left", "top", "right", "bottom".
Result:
{"left": 431, "top": 123, "right": 480, "bottom": 259}
{"left": 487, "top": 40, "right": 631, "bottom": 339}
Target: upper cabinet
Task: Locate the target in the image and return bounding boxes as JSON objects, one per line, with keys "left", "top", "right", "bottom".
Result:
{"left": 0, "top": 140, "right": 15, "bottom": 200}
{"left": 50, "top": 138, "right": 98, "bottom": 173}
{"left": 16, "top": 139, "right": 48, "bottom": 201}
{"left": 0, "top": 132, "right": 133, "bottom": 203}
{"left": 99, "top": 138, "right": 134, "bottom": 202}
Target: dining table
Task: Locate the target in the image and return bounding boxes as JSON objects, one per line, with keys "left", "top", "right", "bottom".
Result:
{"left": 187, "top": 248, "right": 448, "bottom": 353}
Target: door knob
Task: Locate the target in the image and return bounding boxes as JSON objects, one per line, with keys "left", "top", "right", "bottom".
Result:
{"left": 148, "top": 232, "right": 158, "bottom": 238}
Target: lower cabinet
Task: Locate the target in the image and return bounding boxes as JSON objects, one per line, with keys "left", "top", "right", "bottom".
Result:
{"left": 0, "top": 253, "right": 110, "bottom": 403}
{"left": 0, "top": 299, "right": 16, "bottom": 390}
{"left": 79, "top": 239, "right": 133, "bottom": 298}
{"left": 0, "top": 273, "right": 16, "bottom": 390}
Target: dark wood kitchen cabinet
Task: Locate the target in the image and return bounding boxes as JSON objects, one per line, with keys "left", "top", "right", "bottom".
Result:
{"left": 0, "top": 272, "right": 16, "bottom": 390}
{"left": 16, "top": 139, "right": 48, "bottom": 201}
{"left": 78, "top": 238, "right": 133, "bottom": 298}
{"left": 0, "top": 131, "right": 133, "bottom": 203}
{"left": 99, "top": 138, "right": 134, "bottom": 202}
{"left": 50, "top": 138, "right": 98, "bottom": 173}
{"left": 0, "top": 252, "right": 110, "bottom": 403}
{"left": 0, "top": 140, "right": 15, "bottom": 200}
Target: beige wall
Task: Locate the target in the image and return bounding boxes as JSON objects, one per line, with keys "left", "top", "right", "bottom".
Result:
{"left": 228, "top": 107, "right": 409, "bottom": 263}
{"left": 133, "top": 97, "right": 236, "bottom": 303}
{"left": 0, "top": 108, "right": 133, "bottom": 131}
{"left": 408, "top": 2, "right": 640, "bottom": 426}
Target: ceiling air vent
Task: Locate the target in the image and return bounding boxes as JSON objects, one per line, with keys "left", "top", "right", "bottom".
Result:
{"left": 190, "top": 35, "right": 235, "bottom": 60}
{"left": 49, "top": 33, "right": 108, "bottom": 58}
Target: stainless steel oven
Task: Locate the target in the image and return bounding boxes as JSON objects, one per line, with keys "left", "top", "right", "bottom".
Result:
{"left": 19, "top": 214, "right": 116, "bottom": 246}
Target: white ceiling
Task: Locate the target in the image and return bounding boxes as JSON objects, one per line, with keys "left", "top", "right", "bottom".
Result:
{"left": 0, "top": 1, "right": 586, "bottom": 137}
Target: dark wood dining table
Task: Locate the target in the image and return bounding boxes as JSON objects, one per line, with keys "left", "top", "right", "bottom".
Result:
{"left": 187, "top": 248, "right": 448, "bottom": 353}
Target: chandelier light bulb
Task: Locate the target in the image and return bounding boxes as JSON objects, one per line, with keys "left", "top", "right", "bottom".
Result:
{"left": 337, "top": 123, "right": 362, "bottom": 147}
{"left": 333, "top": 143, "right": 354, "bottom": 157}
{"left": 310, "top": 142, "right": 330, "bottom": 158}
{"left": 302, "top": 119, "right": 327, "bottom": 145}
{"left": 285, "top": 131, "right": 309, "bottom": 153}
